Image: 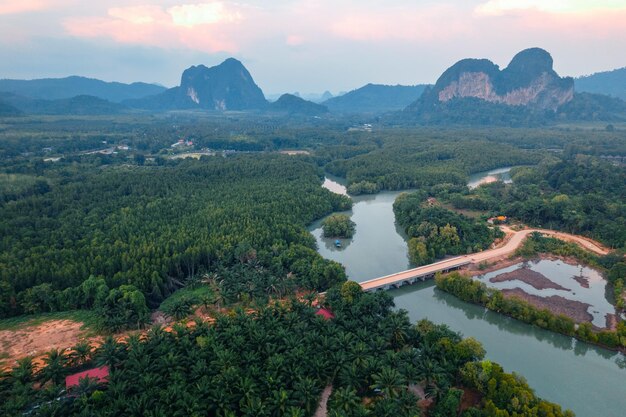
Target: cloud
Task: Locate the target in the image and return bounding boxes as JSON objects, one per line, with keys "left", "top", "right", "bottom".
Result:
{"left": 330, "top": 5, "right": 470, "bottom": 42}
{"left": 0, "top": 0, "right": 70, "bottom": 15}
{"left": 475, "top": 0, "right": 626, "bottom": 16}
{"left": 286, "top": 34, "right": 304, "bottom": 46}
{"left": 64, "top": 2, "right": 245, "bottom": 53}
{"left": 168, "top": 3, "right": 242, "bottom": 27}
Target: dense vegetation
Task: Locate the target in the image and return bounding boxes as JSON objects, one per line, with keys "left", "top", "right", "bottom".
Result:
{"left": 1, "top": 113, "right": 624, "bottom": 415}
{"left": 0, "top": 155, "right": 350, "bottom": 326}
{"left": 324, "top": 138, "right": 541, "bottom": 194}
{"left": 0, "top": 284, "right": 573, "bottom": 417}
{"left": 436, "top": 271, "right": 626, "bottom": 350}
{"left": 322, "top": 214, "right": 356, "bottom": 238}
{"left": 394, "top": 193, "right": 502, "bottom": 265}
{"left": 443, "top": 155, "right": 626, "bottom": 249}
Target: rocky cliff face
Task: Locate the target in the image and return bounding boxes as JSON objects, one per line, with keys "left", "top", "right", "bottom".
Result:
{"left": 177, "top": 59, "right": 267, "bottom": 110}
{"left": 125, "top": 58, "right": 267, "bottom": 111}
{"left": 412, "top": 48, "right": 574, "bottom": 111}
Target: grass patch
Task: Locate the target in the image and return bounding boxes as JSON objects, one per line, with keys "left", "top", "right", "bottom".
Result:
{"left": 159, "top": 285, "right": 214, "bottom": 314}
{"left": 0, "top": 310, "right": 103, "bottom": 334}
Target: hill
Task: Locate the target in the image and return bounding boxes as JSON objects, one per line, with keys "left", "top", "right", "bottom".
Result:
{"left": 409, "top": 48, "right": 574, "bottom": 114}
{"left": 0, "top": 99, "right": 22, "bottom": 116}
{"left": 126, "top": 58, "right": 267, "bottom": 111}
{"left": 575, "top": 67, "right": 626, "bottom": 101}
{"left": 0, "top": 92, "right": 125, "bottom": 115}
{"left": 0, "top": 76, "right": 165, "bottom": 103}
{"left": 268, "top": 93, "right": 328, "bottom": 115}
{"left": 323, "top": 83, "right": 428, "bottom": 113}
{"left": 556, "top": 92, "right": 626, "bottom": 122}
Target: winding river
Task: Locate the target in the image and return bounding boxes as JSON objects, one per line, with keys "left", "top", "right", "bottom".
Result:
{"left": 312, "top": 174, "right": 626, "bottom": 417}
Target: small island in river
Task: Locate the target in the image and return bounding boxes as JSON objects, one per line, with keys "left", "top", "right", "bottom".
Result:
{"left": 322, "top": 214, "right": 356, "bottom": 238}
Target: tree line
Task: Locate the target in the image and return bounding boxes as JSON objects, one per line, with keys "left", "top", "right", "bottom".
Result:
{"left": 435, "top": 270, "right": 626, "bottom": 350}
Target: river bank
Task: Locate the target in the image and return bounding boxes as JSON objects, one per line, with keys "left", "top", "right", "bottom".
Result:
{"left": 316, "top": 175, "right": 626, "bottom": 417}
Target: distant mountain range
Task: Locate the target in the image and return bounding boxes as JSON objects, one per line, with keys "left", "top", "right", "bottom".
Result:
{"left": 0, "top": 76, "right": 165, "bottom": 103}
{"left": 323, "top": 84, "right": 428, "bottom": 113}
{"left": 575, "top": 68, "right": 626, "bottom": 101}
{"left": 1, "top": 52, "right": 625, "bottom": 122}
{"left": 0, "top": 92, "right": 125, "bottom": 115}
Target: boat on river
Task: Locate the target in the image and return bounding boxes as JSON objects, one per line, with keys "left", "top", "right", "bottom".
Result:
{"left": 335, "top": 239, "right": 341, "bottom": 248}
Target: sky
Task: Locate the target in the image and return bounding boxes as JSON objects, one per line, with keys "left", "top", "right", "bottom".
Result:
{"left": 1, "top": 0, "right": 626, "bottom": 94}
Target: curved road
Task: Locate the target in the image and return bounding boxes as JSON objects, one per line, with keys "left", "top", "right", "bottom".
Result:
{"left": 360, "top": 227, "right": 609, "bottom": 291}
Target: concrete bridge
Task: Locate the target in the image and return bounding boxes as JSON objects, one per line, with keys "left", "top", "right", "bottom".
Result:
{"left": 358, "top": 227, "right": 610, "bottom": 292}
{"left": 359, "top": 257, "right": 471, "bottom": 292}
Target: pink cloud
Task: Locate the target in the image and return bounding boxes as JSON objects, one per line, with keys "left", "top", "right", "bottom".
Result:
{"left": 64, "top": 2, "right": 244, "bottom": 53}
{"left": 330, "top": 5, "right": 471, "bottom": 42}
{"left": 286, "top": 34, "right": 305, "bottom": 46}
{"left": 477, "top": 8, "right": 626, "bottom": 40}
{"left": 0, "top": 0, "right": 70, "bottom": 15}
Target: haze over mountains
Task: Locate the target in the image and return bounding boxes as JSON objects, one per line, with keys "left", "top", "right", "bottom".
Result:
{"left": 323, "top": 84, "right": 428, "bottom": 113}
{"left": 1, "top": 48, "right": 625, "bottom": 123}
{"left": 575, "top": 68, "right": 626, "bottom": 101}
{"left": 0, "top": 76, "right": 165, "bottom": 102}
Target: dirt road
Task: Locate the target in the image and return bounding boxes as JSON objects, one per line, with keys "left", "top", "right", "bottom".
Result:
{"left": 360, "top": 227, "right": 609, "bottom": 291}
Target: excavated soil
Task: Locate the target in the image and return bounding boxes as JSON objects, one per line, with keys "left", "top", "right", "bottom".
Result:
{"left": 502, "top": 288, "right": 593, "bottom": 324}
{"left": 0, "top": 320, "right": 93, "bottom": 370}
{"left": 490, "top": 268, "right": 569, "bottom": 291}
{"left": 573, "top": 275, "right": 590, "bottom": 289}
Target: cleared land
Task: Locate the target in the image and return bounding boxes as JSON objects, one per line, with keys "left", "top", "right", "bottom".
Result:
{"left": 489, "top": 269, "right": 570, "bottom": 291}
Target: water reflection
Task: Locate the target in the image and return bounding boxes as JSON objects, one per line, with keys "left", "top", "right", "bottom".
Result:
{"left": 315, "top": 175, "right": 626, "bottom": 417}
{"left": 475, "top": 259, "right": 615, "bottom": 328}
{"left": 467, "top": 167, "right": 513, "bottom": 189}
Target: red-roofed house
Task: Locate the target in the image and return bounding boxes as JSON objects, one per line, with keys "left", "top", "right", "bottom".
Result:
{"left": 315, "top": 308, "right": 335, "bottom": 320}
{"left": 65, "top": 366, "right": 110, "bottom": 389}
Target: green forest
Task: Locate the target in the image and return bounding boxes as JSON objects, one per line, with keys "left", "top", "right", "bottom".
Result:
{"left": 394, "top": 193, "right": 503, "bottom": 265}
{"left": 440, "top": 156, "right": 626, "bottom": 249}
{"left": 1, "top": 284, "right": 574, "bottom": 417}
{"left": 0, "top": 154, "right": 350, "bottom": 326}
{"left": 1, "top": 113, "right": 625, "bottom": 416}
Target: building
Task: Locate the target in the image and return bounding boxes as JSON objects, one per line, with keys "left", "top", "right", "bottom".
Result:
{"left": 65, "top": 366, "right": 110, "bottom": 389}
{"left": 315, "top": 308, "right": 335, "bottom": 320}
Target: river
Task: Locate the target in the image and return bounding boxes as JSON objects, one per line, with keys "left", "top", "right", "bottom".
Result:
{"left": 467, "top": 167, "right": 513, "bottom": 189}
{"left": 312, "top": 174, "right": 626, "bottom": 417}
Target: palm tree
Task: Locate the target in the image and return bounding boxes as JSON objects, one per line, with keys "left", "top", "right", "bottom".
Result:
{"left": 38, "top": 349, "right": 68, "bottom": 386}
{"left": 70, "top": 375, "right": 100, "bottom": 397}
{"left": 329, "top": 386, "right": 361, "bottom": 413}
{"left": 95, "top": 335, "right": 127, "bottom": 368}
{"left": 370, "top": 367, "right": 405, "bottom": 399}
{"left": 69, "top": 340, "right": 92, "bottom": 367}
{"left": 268, "top": 387, "right": 290, "bottom": 416}
{"left": 293, "top": 377, "right": 320, "bottom": 414}
{"left": 11, "top": 356, "right": 34, "bottom": 384}
{"left": 415, "top": 357, "right": 446, "bottom": 386}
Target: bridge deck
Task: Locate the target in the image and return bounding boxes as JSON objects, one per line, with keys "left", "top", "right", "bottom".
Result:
{"left": 360, "top": 257, "right": 470, "bottom": 291}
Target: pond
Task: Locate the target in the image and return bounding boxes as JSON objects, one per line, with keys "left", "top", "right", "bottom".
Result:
{"left": 313, "top": 174, "right": 626, "bottom": 417}
{"left": 475, "top": 259, "right": 615, "bottom": 328}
